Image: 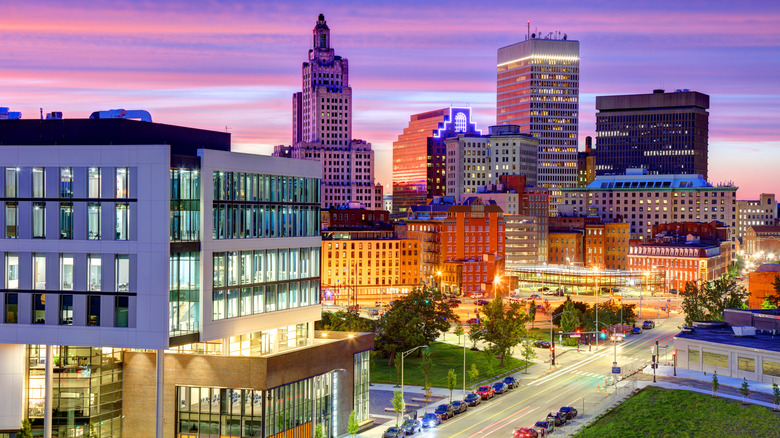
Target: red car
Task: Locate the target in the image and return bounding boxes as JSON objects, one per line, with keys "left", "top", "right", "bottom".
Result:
{"left": 476, "top": 385, "right": 495, "bottom": 400}
{"left": 513, "top": 428, "right": 538, "bottom": 438}
{"left": 466, "top": 318, "right": 481, "bottom": 325}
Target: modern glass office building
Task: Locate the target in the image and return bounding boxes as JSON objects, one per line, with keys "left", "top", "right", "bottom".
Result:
{"left": 0, "top": 115, "right": 372, "bottom": 437}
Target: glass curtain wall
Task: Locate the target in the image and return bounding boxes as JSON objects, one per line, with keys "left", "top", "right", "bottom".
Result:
{"left": 170, "top": 169, "right": 200, "bottom": 241}
{"left": 170, "top": 252, "right": 200, "bottom": 336}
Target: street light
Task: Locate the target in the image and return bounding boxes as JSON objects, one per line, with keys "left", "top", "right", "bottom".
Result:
{"left": 401, "top": 345, "right": 428, "bottom": 415}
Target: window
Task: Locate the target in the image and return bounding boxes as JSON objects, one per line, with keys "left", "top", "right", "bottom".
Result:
{"left": 702, "top": 350, "right": 728, "bottom": 368}
{"left": 688, "top": 349, "right": 699, "bottom": 363}
{"left": 88, "top": 167, "right": 101, "bottom": 198}
{"left": 5, "top": 168, "right": 18, "bottom": 197}
{"left": 115, "top": 168, "right": 128, "bottom": 198}
{"left": 88, "top": 254, "right": 102, "bottom": 291}
{"left": 32, "top": 167, "right": 45, "bottom": 198}
{"left": 763, "top": 360, "right": 780, "bottom": 377}
{"left": 5, "top": 293, "right": 18, "bottom": 323}
{"left": 5, "top": 202, "right": 18, "bottom": 238}
{"left": 60, "top": 294, "right": 73, "bottom": 325}
{"left": 60, "top": 255, "right": 74, "bottom": 291}
{"left": 33, "top": 253, "right": 46, "bottom": 289}
{"left": 59, "top": 203, "right": 73, "bottom": 239}
{"left": 88, "top": 203, "right": 101, "bottom": 239}
{"left": 115, "top": 203, "right": 129, "bottom": 240}
{"left": 87, "top": 295, "right": 100, "bottom": 326}
{"left": 32, "top": 202, "right": 46, "bottom": 238}
{"left": 115, "top": 255, "right": 129, "bottom": 292}
{"left": 6, "top": 253, "right": 18, "bottom": 289}
{"left": 32, "top": 293, "right": 45, "bottom": 324}
{"left": 59, "top": 167, "right": 73, "bottom": 198}
{"left": 738, "top": 356, "right": 755, "bottom": 373}
{"left": 115, "top": 296, "right": 129, "bottom": 327}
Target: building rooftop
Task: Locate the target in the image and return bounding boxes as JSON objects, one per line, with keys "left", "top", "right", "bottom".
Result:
{"left": 749, "top": 226, "right": 780, "bottom": 233}
{"left": 563, "top": 169, "right": 736, "bottom": 191}
{"left": 756, "top": 264, "right": 780, "bottom": 273}
{"left": 675, "top": 321, "right": 780, "bottom": 354}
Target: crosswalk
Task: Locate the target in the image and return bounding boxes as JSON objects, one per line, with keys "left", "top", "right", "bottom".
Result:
{"left": 570, "top": 370, "right": 603, "bottom": 378}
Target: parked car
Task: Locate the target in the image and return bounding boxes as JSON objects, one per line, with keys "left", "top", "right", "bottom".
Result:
{"left": 401, "top": 419, "right": 421, "bottom": 435}
{"left": 466, "top": 317, "right": 481, "bottom": 325}
{"left": 448, "top": 301, "right": 460, "bottom": 308}
{"left": 530, "top": 293, "right": 542, "bottom": 299}
{"left": 642, "top": 320, "right": 655, "bottom": 329}
{"left": 476, "top": 385, "right": 495, "bottom": 400}
{"left": 347, "top": 304, "right": 360, "bottom": 313}
{"left": 537, "top": 287, "right": 549, "bottom": 292}
{"left": 382, "top": 426, "right": 405, "bottom": 438}
{"left": 534, "top": 420, "right": 554, "bottom": 437}
{"left": 669, "top": 289, "right": 679, "bottom": 295}
{"left": 536, "top": 304, "right": 545, "bottom": 311}
{"left": 543, "top": 289, "right": 556, "bottom": 296}
{"left": 631, "top": 326, "right": 642, "bottom": 335}
{"left": 368, "top": 308, "right": 379, "bottom": 316}
{"left": 434, "top": 403, "right": 454, "bottom": 420}
{"left": 449, "top": 298, "right": 462, "bottom": 304}
{"left": 554, "top": 290, "right": 565, "bottom": 297}
{"left": 421, "top": 413, "right": 440, "bottom": 428}
{"left": 547, "top": 412, "right": 565, "bottom": 427}
{"left": 558, "top": 406, "right": 578, "bottom": 420}
{"left": 492, "top": 381, "right": 507, "bottom": 394}
{"left": 513, "top": 428, "right": 539, "bottom": 438}
{"left": 474, "top": 299, "right": 489, "bottom": 306}
{"left": 451, "top": 400, "right": 468, "bottom": 414}
{"left": 503, "top": 376, "right": 518, "bottom": 389}
{"left": 464, "top": 392, "right": 482, "bottom": 406}
{"left": 534, "top": 340, "right": 551, "bottom": 349}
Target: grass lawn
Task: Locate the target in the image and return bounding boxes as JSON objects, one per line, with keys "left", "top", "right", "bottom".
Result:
{"left": 371, "top": 341, "right": 530, "bottom": 388}
{"left": 576, "top": 386, "right": 780, "bottom": 438}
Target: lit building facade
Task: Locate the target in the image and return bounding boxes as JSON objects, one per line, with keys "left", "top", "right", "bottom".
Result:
{"left": 743, "top": 226, "right": 780, "bottom": 255}
{"left": 560, "top": 169, "right": 738, "bottom": 241}
{"left": 736, "top": 194, "right": 777, "bottom": 240}
{"left": 595, "top": 89, "right": 710, "bottom": 178}
{"left": 0, "top": 117, "right": 371, "bottom": 438}
{"left": 392, "top": 107, "right": 481, "bottom": 216}
{"left": 585, "top": 221, "right": 630, "bottom": 270}
{"left": 577, "top": 136, "right": 596, "bottom": 187}
{"left": 276, "top": 14, "right": 382, "bottom": 210}
{"left": 445, "top": 124, "right": 538, "bottom": 196}
{"left": 497, "top": 34, "right": 580, "bottom": 210}
{"left": 548, "top": 230, "right": 583, "bottom": 265}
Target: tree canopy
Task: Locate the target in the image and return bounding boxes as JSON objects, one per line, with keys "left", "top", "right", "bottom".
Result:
{"left": 468, "top": 297, "right": 527, "bottom": 366}
{"left": 681, "top": 275, "right": 748, "bottom": 325}
{"left": 316, "top": 311, "right": 376, "bottom": 332}
{"left": 374, "top": 286, "right": 458, "bottom": 357}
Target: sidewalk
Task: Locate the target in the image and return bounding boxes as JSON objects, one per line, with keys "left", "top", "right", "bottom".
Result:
{"left": 643, "top": 364, "right": 779, "bottom": 396}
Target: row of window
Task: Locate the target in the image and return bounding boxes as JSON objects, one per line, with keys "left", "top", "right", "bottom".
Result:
{"left": 4, "top": 293, "right": 129, "bottom": 327}
{"left": 4, "top": 167, "right": 129, "bottom": 199}
{"left": 212, "top": 248, "right": 320, "bottom": 288}
{"left": 212, "top": 172, "right": 320, "bottom": 204}
{"left": 5, "top": 253, "right": 129, "bottom": 292}
{"left": 4, "top": 201, "right": 129, "bottom": 240}
{"left": 212, "top": 204, "right": 319, "bottom": 240}
{"left": 212, "top": 281, "right": 320, "bottom": 321}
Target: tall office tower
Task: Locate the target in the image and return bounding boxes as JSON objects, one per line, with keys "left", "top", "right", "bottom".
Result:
{"left": 0, "top": 113, "right": 371, "bottom": 437}
{"left": 279, "top": 14, "right": 382, "bottom": 210}
{"left": 392, "top": 107, "right": 481, "bottom": 216}
{"left": 497, "top": 33, "right": 580, "bottom": 212}
{"left": 595, "top": 89, "right": 710, "bottom": 178}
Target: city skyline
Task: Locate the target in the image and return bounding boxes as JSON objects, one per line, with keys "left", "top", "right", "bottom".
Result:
{"left": 1, "top": 0, "right": 778, "bottom": 198}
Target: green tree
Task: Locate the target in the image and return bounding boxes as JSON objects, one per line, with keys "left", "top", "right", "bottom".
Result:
{"left": 454, "top": 324, "right": 465, "bottom": 343}
{"left": 551, "top": 297, "right": 588, "bottom": 326}
{"left": 391, "top": 391, "right": 404, "bottom": 426}
{"left": 18, "top": 419, "right": 33, "bottom": 438}
{"left": 482, "top": 349, "right": 495, "bottom": 379}
{"left": 527, "top": 299, "right": 537, "bottom": 329}
{"left": 773, "top": 383, "right": 780, "bottom": 411}
{"left": 682, "top": 281, "right": 708, "bottom": 326}
{"left": 468, "top": 297, "right": 526, "bottom": 366}
{"left": 762, "top": 298, "right": 778, "bottom": 309}
{"left": 520, "top": 337, "right": 537, "bottom": 373}
{"left": 316, "top": 310, "right": 376, "bottom": 332}
{"left": 712, "top": 371, "right": 719, "bottom": 398}
{"left": 447, "top": 369, "right": 457, "bottom": 402}
{"left": 740, "top": 378, "right": 751, "bottom": 404}
{"left": 348, "top": 410, "right": 359, "bottom": 436}
{"left": 420, "top": 348, "right": 432, "bottom": 405}
{"left": 393, "top": 351, "right": 402, "bottom": 387}
{"left": 767, "top": 275, "right": 780, "bottom": 307}
{"left": 468, "top": 363, "right": 480, "bottom": 391}
{"left": 560, "top": 299, "right": 581, "bottom": 333}
{"left": 375, "top": 286, "right": 458, "bottom": 357}
{"left": 682, "top": 275, "right": 748, "bottom": 325}
{"left": 315, "top": 423, "right": 324, "bottom": 438}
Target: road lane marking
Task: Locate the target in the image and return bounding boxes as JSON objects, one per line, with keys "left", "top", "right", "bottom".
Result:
{"left": 482, "top": 406, "right": 540, "bottom": 437}
{"left": 466, "top": 406, "right": 536, "bottom": 438}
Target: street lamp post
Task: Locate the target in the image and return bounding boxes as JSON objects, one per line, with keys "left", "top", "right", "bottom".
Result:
{"left": 462, "top": 332, "right": 467, "bottom": 398}
{"left": 400, "top": 345, "right": 428, "bottom": 415}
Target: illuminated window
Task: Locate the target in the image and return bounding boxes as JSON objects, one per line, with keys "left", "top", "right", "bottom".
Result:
{"left": 455, "top": 112, "right": 467, "bottom": 132}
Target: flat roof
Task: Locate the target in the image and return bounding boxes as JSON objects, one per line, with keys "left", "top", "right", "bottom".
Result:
{"left": 675, "top": 324, "right": 780, "bottom": 353}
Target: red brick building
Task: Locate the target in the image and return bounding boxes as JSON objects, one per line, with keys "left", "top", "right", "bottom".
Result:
{"left": 748, "top": 264, "right": 780, "bottom": 308}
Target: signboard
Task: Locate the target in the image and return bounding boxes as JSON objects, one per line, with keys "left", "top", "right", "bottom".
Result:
{"left": 570, "top": 334, "right": 581, "bottom": 338}
{"left": 612, "top": 366, "right": 621, "bottom": 374}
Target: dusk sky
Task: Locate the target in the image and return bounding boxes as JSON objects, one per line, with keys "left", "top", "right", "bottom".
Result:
{"left": 1, "top": 0, "right": 778, "bottom": 198}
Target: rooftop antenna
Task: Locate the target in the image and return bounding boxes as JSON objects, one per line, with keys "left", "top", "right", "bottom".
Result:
{"left": 40, "top": 108, "right": 43, "bottom": 120}
{"left": 225, "top": 126, "right": 231, "bottom": 133}
{"left": 527, "top": 20, "right": 530, "bottom": 40}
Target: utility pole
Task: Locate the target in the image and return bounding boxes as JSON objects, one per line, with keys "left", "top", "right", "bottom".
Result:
{"left": 653, "top": 340, "right": 658, "bottom": 383}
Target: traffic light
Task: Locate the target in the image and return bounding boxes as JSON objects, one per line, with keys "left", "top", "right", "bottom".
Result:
{"left": 599, "top": 329, "right": 607, "bottom": 339}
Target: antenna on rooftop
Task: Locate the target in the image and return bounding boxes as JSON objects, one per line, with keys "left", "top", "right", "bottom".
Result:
{"left": 40, "top": 108, "right": 43, "bottom": 120}
{"left": 527, "top": 20, "right": 530, "bottom": 40}
{"left": 225, "top": 126, "right": 231, "bottom": 133}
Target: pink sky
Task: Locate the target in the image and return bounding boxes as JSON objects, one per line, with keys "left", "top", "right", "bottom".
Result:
{"left": 1, "top": 0, "right": 778, "bottom": 199}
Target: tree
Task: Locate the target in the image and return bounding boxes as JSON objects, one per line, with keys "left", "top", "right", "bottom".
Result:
{"left": 18, "top": 419, "right": 33, "bottom": 438}
{"left": 468, "top": 364, "right": 480, "bottom": 391}
{"left": 762, "top": 298, "right": 778, "bottom": 310}
{"left": 712, "top": 371, "right": 719, "bottom": 398}
{"left": 420, "top": 348, "right": 432, "bottom": 406}
{"left": 468, "top": 297, "right": 526, "bottom": 366}
{"left": 767, "top": 275, "right": 780, "bottom": 308}
{"left": 773, "top": 383, "right": 780, "bottom": 411}
{"left": 520, "top": 337, "right": 537, "bottom": 373}
{"left": 560, "top": 299, "right": 581, "bottom": 334}
{"left": 527, "top": 299, "right": 537, "bottom": 329}
{"left": 315, "top": 423, "right": 324, "bottom": 438}
{"left": 551, "top": 297, "right": 588, "bottom": 326}
{"left": 316, "top": 310, "right": 376, "bottom": 332}
{"left": 391, "top": 391, "right": 405, "bottom": 426}
{"left": 375, "top": 286, "right": 458, "bottom": 357}
{"left": 348, "top": 410, "right": 359, "bottom": 437}
{"left": 393, "top": 352, "right": 402, "bottom": 387}
{"left": 482, "top": 349, "right": 495, "bottom": 379}
{"left": 682, "top": 275, "right": 748, "bottom": 325}
{"left": 740, "top": 378, "right": 751, "bottom": 404}
{"left": 447, "top": 369, "right": 457, "bottom": 402}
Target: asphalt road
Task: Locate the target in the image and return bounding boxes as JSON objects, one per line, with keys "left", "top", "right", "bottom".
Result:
{"left": 405, "top": 315, "right": 683, "bottom": 438}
